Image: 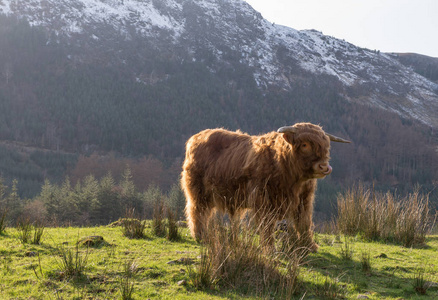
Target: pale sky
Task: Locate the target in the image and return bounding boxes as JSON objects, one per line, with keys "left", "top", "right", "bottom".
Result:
{"left": 244, "top": 0, "right": 438, "bottom": 58}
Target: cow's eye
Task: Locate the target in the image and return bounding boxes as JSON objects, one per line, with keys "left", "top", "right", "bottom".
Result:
{"left": 301, "top": 143, "right": 311, "bottom": 152}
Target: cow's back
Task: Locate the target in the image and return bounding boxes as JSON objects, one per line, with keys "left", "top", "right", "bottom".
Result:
{"left": 183, "top": 129, "right": 252, "bottom": 179}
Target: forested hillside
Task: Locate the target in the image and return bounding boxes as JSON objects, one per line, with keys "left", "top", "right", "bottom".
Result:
{"left": 395, "top": 53, "right": 438, "bottom": 83}
{"left": 0, "top": 15, "right": 437, "bottom": 221}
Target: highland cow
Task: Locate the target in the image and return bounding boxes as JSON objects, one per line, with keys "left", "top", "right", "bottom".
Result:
{"left": 181, "top": 122, "right": 350, "bottom": 251}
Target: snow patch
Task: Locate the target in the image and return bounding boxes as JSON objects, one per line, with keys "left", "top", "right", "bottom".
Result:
{"left": 0, "top": 1, "right": 11, "bottom": 14}
{"left": 1, "top": 0, "right": 437, "bottom": 127}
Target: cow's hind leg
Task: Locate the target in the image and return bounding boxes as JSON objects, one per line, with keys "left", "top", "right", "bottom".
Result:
{"left": 185, "top": 198, "right": 213, "bottom": 241}
{"left": 182, "top": 174, "right": 213, "bottom": 242}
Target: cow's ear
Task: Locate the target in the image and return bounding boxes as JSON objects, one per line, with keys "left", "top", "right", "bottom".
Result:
{"left": 282, "top": 132, "right": 295, "bottom": 145}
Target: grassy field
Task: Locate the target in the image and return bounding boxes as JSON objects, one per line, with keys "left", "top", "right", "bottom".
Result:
{"left": 0, "top": 223, "right": 437, "bottom": 299}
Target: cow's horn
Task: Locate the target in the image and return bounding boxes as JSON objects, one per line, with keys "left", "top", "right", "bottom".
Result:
{"left": 277, "top": 126, "right": 298, "bottom": 133}
{"left": 326, "top": 133, "right": 351, "bottom": 143}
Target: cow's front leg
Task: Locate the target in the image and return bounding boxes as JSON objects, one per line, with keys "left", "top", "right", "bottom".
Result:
{"left": 293, "top": 202, "right": 318, "bottom": 252}
{"left": 294, "top": 181, "right": 318, "bottom": 252}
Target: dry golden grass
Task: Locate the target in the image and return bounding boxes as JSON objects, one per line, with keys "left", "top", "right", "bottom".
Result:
{"left": 189, "top": 212, "right": 303, "bottom": 298}
{"left": 337, "top": 184, "right": 434, "bottom": 247}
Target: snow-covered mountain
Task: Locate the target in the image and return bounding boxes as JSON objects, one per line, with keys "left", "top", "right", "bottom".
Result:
{"left": 1, "top": 0, "right": 437, "bottom": 127}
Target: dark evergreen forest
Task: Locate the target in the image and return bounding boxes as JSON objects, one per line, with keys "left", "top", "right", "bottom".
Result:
{"left": 0, "top": 15, "right": 437, "bottom": 224}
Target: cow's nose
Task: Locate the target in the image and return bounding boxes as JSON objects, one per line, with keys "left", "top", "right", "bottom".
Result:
{"left": 319, "top": 163, "right": 332, "bottom": 175}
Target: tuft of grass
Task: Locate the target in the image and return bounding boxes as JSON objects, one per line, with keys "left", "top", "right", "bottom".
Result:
{"left": 16, "top": 217, "right": 33, "bottom": 244}
{"left": 152, "top": 199, "right": 166, "bottom": 237}
{"left": 337, "top": 184, "right": 434, "bottom": 247}
{"left": 395, "top": 190, "right": 432, "bottom": 247}
{"left": 56, "top": 243, "right": 89, "bottom": 279}
{"left": 31, "top": 252, "right": 44, "bottom": 280}
{"left": 119, "top": 259, "right": 138, "bottom": 300}
{"left": 32, "top": 221, "right": 45, "bottom": 245}
{"left": 187, "top": 246, "right": 216, "bottom": 290}
{"left": 16, "top": 217, "right": 45, "bottom": 245}
{"left": 314, "top": 275, "right": 346, "bottom": 299}
{"left": 339, "top": 236, "right": 354, "bottom": 261}
{"left": 337, "top": 184, "right": 369, "bottom": 236}
{"left": 1, "top": 257, "right": 13, "bottom": 276}
{"left": 166, "top": 208, "right": 180, "bottom": 241}
{"left": 188, "top": 213, "right": 302, "bottom": 297}
{"left": 121, "top": 208, "right": 147, "bottom": 239}
{"left": 360, "top": 251, "right": 372, "bottom": 273}
{"left": 413, "top": 269, "right": 428, "bottom": 295}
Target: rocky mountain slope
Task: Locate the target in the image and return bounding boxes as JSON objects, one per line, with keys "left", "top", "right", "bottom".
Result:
{"left": 0, "top": 0, "right": 437, "bottom": 201}
{"left": 1, "top": 0, "right": 437, "bottom": 127}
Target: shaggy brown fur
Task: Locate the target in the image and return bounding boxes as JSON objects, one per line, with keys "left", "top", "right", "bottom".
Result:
{"left": 181, "top": 122, "right": 340, "bottom": 252}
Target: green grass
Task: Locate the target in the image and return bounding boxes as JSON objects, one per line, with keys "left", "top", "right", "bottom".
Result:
{"left": 0, "top": 224, "right": 437, "bottom": 299}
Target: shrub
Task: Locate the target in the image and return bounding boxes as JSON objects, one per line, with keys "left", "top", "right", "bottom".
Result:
{"left": 166, "top": 183, "right": 185, "bottom": 219}
{"left": 22, "top": 200, "right": 47, "bottom": 224}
